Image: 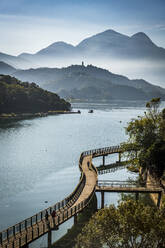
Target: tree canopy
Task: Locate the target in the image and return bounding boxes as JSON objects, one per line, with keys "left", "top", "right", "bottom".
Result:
{"left": 75, "top": 200, "right": 165, "bottom": 248}
{"left": 0, "top": 75, "right": 70, "bottom": 114}
{"left": 121, "top": 98, "right": 165, "bottom": 179}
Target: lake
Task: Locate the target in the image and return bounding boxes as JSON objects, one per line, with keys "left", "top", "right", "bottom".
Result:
{"left": 0, "top": 101, "right": 162, "bottom": 247}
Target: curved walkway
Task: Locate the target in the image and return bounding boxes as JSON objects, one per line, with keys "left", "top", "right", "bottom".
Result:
{"left": 0, "top": 145, "right": 130, "bottom": 248}
{"left": 73, "top": 155, "right": 96, "bottom": 206}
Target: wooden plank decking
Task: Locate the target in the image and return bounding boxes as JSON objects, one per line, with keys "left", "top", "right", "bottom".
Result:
{"left": 0, "top": 154, "right": 97, "bottom": 248}
{"left": 0, "top": 145, "right": 163, "bottom": 248}
{"left": 96, "top": 185, "right": 162, "bottom": 193}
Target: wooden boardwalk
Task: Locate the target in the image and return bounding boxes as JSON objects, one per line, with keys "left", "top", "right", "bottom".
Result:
{"left": 0, "top": 149, "right": 98, "bottom": 248}
{"left": 96, "top": 180, "right": 162, "bottom": 208}
{"left": 72, "top": 155, "right": 97, "bottom": 206}
{"left": 0, "top": 145, "right": 163, "bottom": 248}
{"left": 96, "top": 185, "right": 162, "bottom": 193}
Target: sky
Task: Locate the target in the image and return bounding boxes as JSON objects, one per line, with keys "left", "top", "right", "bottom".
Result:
{"left": 0, "top": 0, "right": 165, "bottom": 55}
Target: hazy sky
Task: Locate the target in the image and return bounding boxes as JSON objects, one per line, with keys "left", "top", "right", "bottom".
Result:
{"left": 0, "top": 0, "right": 165, "bottom": 55}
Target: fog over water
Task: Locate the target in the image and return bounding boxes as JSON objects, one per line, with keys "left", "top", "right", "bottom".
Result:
{"left": 25, "top": 57, "right": 165, "bottom": 88}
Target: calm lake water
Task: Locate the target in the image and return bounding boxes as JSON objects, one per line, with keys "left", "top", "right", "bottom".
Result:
{"left": 0, "top": 101, "right": 164, "bottom": 247}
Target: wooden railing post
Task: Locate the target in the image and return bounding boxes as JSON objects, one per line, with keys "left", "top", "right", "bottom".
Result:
{"left": 48, "top": 230, "right": 52, "bottom": 248}
{"left": 43, "top": 221, "right": 45, "bottom": 233}
{"left": 25, "top": 233, "right": 28, "bottom": 245}
{"left": 25, "top": 220, "right": 27, "bottom": 230}
{"left": 101, "top": 191, "right": 104, "bottom": 209}
{"left": 6, "top": 229, "right": 9, "bottom": 241}
{"left": 12, "top": 240, "right": 15, "bottom": 248}
{"left": 157, "top": 192, "right": 162, "bottom": 208}
{"left": 22, "top": 245, "right": 29, "bottom": 248}
{"left": 30, "top": 217, "right": 32, "bottom": 227}
{"left": 38, "top": 225, "right": 40, "bottom": 236}
{"left": 31, "top": 227, "right": 33, "bottom": 240}
{"left": 103, "top": 155, "right": 105, "bottom": 166}
{"left": 58, "top": 215, "right": 60, "bottom": 225}
{"left": 135, "top": 192, "right": 139, "bottom": 201}
{"left": 19, "top": 237, "right": 21, "bottom": 248}
{"left": 74, "top": 214, "right": 77, "bottom": 225}
{"left": 118, "top": 152, "right": 121, "bottom": 162}
{"left": 0, "top": 232, "right": 2, "bottom": 245}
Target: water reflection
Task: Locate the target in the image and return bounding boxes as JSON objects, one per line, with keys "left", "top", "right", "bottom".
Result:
{"left": 0, "top": 118, "right": 33, "bottom": 130}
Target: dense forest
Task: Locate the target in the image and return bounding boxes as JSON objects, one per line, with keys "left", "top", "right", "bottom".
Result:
{"left": 0, "top": 75, "right": 70, "bottom": 114}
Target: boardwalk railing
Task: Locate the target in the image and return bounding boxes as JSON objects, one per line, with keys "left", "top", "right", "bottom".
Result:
{"left": 0, "top": 173, "right": 86, "bottom": 243}
{"left": 82, "top": 145, "right": 121, "bottom": 158}
{"left": 0, "top": 145, "right": 123, "bottom": 247}
{"left": 98, "top": 162, "right": 126, "bottom": 175}
{"left": 97, "top": 180, "right": 160, "bottom": 189}
{"left": 0, "top": 163, "right": 87, "bottom": 244}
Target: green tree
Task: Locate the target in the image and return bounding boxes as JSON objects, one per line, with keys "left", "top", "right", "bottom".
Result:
{"left": 121, "top": 98, "right": 165, "bottom": 178}
{"left": 0, "top": 75, "right": 71, "bottom": 114}
{"left": 75, "top": 200, "right": 165, "bottom": 248}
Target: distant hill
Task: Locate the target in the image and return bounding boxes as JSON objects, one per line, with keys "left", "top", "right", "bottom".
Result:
{"left": 18, "top": 30, "right": 165, "bottom": 62}
{"left": 0, "top": 75, "right": 70, "bottom": 114}
{"left": 36, "top": 41, "right": 76, "bottom": 57}
{"left": 12, "top": 64, "right": 165, "bottom": 101}
{"left": 0, "top": 61, "right": 16, "bottom": 75}
{"left": 76, "top": 30, "right": 165, "bottom": 60}
{"left": 0, "top": 29, "right": 165, "bottom": 86}
{"left": 0, "top": 52, "right": 31, "bottom": 69}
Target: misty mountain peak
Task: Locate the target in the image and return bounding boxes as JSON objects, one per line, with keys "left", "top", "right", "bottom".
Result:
{"left": 46, "top": 41, "right": 74, "bottom": 49}
{"left": 77, "top": 29, "right": 129, "bottom": 49}
{"left": 131, "top": 32, "right": 153, "bottom": 43}
{"left": 0, "top": 61, "right": 16, "bottom": 74}
{"left": 100, "top": 29, "right": 128, "bottom": 37}
{"left": 1, "top": 28, "right": 165, "bottom": 70}
{"left": 36, "top": 41, "right": 75, "bottom": 56}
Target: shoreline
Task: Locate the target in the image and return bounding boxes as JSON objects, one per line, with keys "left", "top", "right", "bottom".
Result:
{"left": 0, "top": 110, "right": 81, "bottom": 120}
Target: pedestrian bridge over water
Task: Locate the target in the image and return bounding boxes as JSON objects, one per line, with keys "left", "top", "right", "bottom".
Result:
{"left": 0, "top": 146, "right": 163, "bottom": 248}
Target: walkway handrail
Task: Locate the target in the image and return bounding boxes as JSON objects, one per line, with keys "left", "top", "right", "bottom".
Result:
{"left": 82, "top": 145, "right": 121, "bottom": 158}
{"left": 0, "top": 161, "right": 86, "bottom": 242}
{"left": 97, "top": 180, "right": 161, "bottom": 188}
{"left": 0, "top": 145, "right": 122, "bottom": 246}
{"left": 52, "top": 185, "right": 96, "bottom": 228}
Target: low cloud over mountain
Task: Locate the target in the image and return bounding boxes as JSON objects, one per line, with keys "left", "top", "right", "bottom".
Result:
{"left": 11, "top": 64, "right": 165, "bottom": 101}
{"left": 0, "top": 29, "right": 165, "bottom": 86}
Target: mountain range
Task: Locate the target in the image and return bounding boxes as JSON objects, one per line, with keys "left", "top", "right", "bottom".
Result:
{"left": 18, "top": 30, "right": 165, "bottom": 62}
{"left": 0, "top": 29, "right": 164, "bottom": 64}
{"left": 1, "top": 61, "right": 164, "bottom": 101}
{"left": 0, "top": 29, "right": 164, "bottom": 86}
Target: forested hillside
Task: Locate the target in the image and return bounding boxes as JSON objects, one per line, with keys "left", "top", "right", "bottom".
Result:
{"left": 0, "top": 75, "right": 70, "bottom": 114}
{"left": 13, "top": 64, "right": 165, "bottom": 101}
